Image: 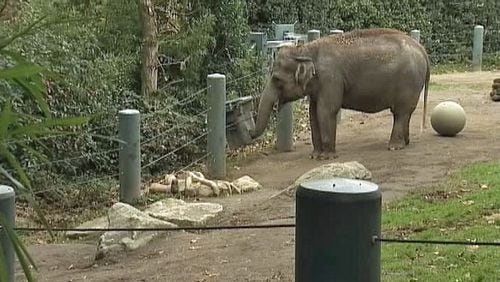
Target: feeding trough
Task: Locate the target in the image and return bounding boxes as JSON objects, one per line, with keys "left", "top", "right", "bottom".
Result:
{"left": 225, "top": 95, "right": 256, "bottom": 149}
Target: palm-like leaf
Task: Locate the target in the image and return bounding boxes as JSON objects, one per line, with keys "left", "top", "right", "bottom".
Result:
{"left": 0, "top": 16, "right": 95, "bottom": 281}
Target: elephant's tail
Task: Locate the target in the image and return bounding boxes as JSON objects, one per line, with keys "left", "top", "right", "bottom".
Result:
{"left": 421, "top": 54, "right": 430, "bottom": 132}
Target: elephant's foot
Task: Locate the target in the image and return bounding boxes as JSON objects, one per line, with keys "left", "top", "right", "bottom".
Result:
{"left": 310, "top": 150, "right": 321, "bottom": 159}
{"left": 388, "top": 140, "right": 406, "bottom": 151}
{"left": 318, "top": 151, "right": 338, "bottom": 160}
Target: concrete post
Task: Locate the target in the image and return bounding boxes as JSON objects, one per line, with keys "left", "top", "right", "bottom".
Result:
{"left": 118, "top": 109, "right": 141, "bottom": 204}
{"left": 472, "top": 25, "right": 484, "bottom": 72}
{"left": 307, "top": 29, "right": 320, "bottom": 42}
{"left": 249, "top": 32, "right": 267, "bottom": 54}
{"left": 207, "top": 73, "right": 226, "bottom": 178}
{"left": 410, "top": 29, "right": 421, "bottom": 43}
{"left": 295, "top": 178, "right": 381, "bottom": 282}
{"left": 0, "top": 185, "right": 15, "bottom": 282}
{"left": 276, "top": 103, "right": 294, "bottom": 152}
{"left": 330, "top": 29, "right": 344, "bottom": 35}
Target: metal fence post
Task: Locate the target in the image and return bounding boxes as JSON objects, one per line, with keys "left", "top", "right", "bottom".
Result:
{"left": 207, "top": 73, "right": 226, "bottom": 179}
{"left": 0, "top": 185, "right": 15, "bottom": 282}
{"left": 118, "top": 109, "right": 141, "bottom": 204}
{"left": 472, "top": 25, "right": 484, "bottom": 72}
{"left": 410, "top": 29, "right": 421, "bottom": 43}
{"left": 295, "top": 178, "right": 381, "bottom": 282}
{"left": 307, "top": 29, "right": 320, "bottom": 42}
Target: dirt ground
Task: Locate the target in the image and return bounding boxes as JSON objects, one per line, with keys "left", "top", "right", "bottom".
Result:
{"left": 18, "top": 71, "right": 500, "bottom": 281}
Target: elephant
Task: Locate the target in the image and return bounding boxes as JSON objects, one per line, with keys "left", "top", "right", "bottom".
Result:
{"left": 250, "top": 28, "right": 430, "bottom": 159}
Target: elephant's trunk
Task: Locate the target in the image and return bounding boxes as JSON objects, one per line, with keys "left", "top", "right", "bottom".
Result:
{"left": 251, "top": 85, "right": 277, "bottom": 138}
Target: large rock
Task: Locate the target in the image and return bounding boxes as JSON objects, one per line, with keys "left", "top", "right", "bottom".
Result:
{"left": 145, "top": 198, "right": 223, "bottom": 227}
{"left": 95, "top": 202, "right": 177, "bottom": 260}
{"left": 274, "top": 161, "right": 372, "bottom": 198}
{"left": 293, "top": 161, "right": 372, "bottom": 185}
{"left": 232, "top": 175, "right": 262, "bottom": 193}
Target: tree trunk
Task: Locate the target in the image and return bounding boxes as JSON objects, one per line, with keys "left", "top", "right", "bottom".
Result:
{"left": 139, "top": 0, "right": 158, "bottom": 96}
{"left": 0, "top": 0, "right": 20, "bottom": 22}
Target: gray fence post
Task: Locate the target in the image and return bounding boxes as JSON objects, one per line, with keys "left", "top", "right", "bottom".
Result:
{"left": 207, "top": 73, "right": 226, "bottom": 179}
{"left": 276, "top": 103, "right": 294, "bottom": 152}
{"left": 410, "top": 29, "right": 421, "bottom": 43}
{"left": 249, "top": 32, "right": 267, "bottom": 55}
{"left": 118, "top": 109, "right": 141, "bottom": 204}
{"left": 307, "top": 29, "right": 320, "bottom": 42}
{"left": 472, "top": 25, "right": 484, "bottom": 72}
{"left": 330, "top": 29, "right": 344, "bottom": 35}
{"left": 0, "top": 185, "right": 15, "bottom": 282}
{"left": 295, "top": 178, "right": 381, "bottom": 282}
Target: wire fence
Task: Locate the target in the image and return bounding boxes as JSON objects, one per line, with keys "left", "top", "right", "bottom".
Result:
{"left": 7, "top": 224, "right": 500, "bottom": 248}
{"left": 1, "top": 67, "right": 268, "bottom": 199}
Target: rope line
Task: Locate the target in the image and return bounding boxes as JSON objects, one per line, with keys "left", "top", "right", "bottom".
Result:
{"left": 12, "top": 224, "right": 295, "bottom": 232}
{"left": 7, "top": 225, "right": 500, "bottom": 248}
{"left": 142, "top": 132, "right": 209, "bottom": 169}
{"left": 374, "top": 237, "right": 500, "bottom": 247}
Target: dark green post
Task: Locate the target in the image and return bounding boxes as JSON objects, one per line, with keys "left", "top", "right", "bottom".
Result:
{"left": 118, "top": 109, "right": 141, "bottom": 204}
{"left": 0, "top": 185, "right": 15, "bottom": 282}
{"left": 295, "top": 178, "right": 381, "bottom": 282}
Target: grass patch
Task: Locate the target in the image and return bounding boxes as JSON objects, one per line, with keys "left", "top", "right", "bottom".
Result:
{"left": 381, "top": 162, "right": 500, "bottom": 281}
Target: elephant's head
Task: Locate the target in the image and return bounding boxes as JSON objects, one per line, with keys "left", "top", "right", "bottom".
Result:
{"left": 250, "top": 49, "right": 316, "bottom": 139}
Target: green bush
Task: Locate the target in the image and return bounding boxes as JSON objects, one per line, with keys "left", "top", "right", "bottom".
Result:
{"left": 1, "top": 0, "right": 267, "bottom": 198}
{"left": 246, "top": 0, "right": 500, "bottom": 66}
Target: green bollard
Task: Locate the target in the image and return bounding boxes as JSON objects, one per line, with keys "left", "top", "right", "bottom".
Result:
{"left": 0, "top": 185, "right": 15, "bottom": 282}
{"left": 118, "top": 109, "right": 141, "bottom": 204}
{"left": 295, "top": 178, "right": 381, "bottom": 282}
{"left": 207, "top": 73, "right": 227, "bottom": 179}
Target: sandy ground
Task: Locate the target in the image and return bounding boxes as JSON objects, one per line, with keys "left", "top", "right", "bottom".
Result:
{"left": 17, "top": 71, "right": 500, "bottom": 282}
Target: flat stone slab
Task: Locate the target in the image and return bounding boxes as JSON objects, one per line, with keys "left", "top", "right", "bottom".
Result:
{"left": 95, "top": 202, "right": 177, "bottom": 259}
{"left": 65, "top": 215, "right": 109, "bottom": 239}
{"left": 145, "top": 198, "right": 223, "bottom": 227}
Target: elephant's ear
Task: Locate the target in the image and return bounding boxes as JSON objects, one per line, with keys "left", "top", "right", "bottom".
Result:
{"left": 294, "top": 58, "right": 316, "bottom": 91}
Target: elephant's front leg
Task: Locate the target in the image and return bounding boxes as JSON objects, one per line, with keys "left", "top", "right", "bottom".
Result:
{"left": 316, "top": 101, "right": 339, "bottom": 160}
{"left": 309, "top": 99, "right": 322, "bottom": 159}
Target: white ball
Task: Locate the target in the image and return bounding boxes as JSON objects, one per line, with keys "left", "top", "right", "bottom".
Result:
{"left": 430, "top": 101, "right": 466, "bottom": 137}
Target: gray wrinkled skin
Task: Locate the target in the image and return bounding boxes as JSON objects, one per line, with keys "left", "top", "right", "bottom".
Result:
{"left": 251, "top": 28, "right": 430, "bottom": 160}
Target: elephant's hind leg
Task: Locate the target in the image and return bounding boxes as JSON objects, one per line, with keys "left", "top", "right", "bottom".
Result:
{"left": 388, "top": 112, "right": 411, "bottom": 150}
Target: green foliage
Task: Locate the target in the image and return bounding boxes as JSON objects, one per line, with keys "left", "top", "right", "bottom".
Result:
{"left": 0, "top": 0, "right": 266, "bottom": 199}
{"left": 246, "top": 0, "right": 500, "bottom": 67}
